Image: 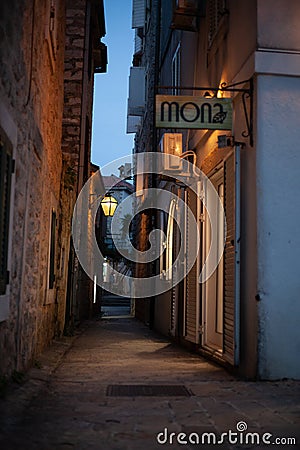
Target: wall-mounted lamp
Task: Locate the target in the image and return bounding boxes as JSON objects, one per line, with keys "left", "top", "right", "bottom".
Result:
{"left": 159, "top": 133, "right": 183, "bottom": 170}
{"left": 101, "top": 195, "right": 118, "bottom": 216}
{"left": 203, "top": 90, "right": 215, "bottom": 98}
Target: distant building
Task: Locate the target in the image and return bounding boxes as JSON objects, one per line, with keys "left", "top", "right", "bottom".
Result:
{"left": 128, "top": 0, "right": 300, "bottom": 379}
{"left": 100, "top": 175, "right": 134, "bottom": 257}
{"left": 0, "top": 0, "right": 107, "bottom": 375}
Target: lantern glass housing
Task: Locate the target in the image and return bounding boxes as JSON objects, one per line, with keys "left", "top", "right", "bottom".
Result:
{"left": 101, "top": 195, "right": 118, "bottom": 216}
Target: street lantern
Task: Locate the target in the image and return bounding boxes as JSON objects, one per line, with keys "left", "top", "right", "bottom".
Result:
{"left": 101, "top": 194, "right": 118, "bottom": 216}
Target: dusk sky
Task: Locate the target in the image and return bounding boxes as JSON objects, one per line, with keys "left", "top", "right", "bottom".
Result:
{"left": 91, "top": 0, "right": 135, "bottom": 169}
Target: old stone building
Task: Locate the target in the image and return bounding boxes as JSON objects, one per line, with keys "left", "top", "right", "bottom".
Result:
{"left": 128, "top": 0, "right": 300, "bottom": 379}
{"left": 61, "top": 0, "right": 107, "bottom": 331}
{"left": 127, "top": 0, "right": 160, "bottom": 324}
{"left": 0, "top": 0, "right": 106, "bottom": 376}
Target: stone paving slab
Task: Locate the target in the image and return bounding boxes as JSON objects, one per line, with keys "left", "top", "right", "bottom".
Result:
{"left": 0, "top": 318, "right": 299, "bottom": 449}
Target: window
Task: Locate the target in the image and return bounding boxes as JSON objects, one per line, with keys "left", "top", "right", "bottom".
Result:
{"left": 135, "top": 152, "right": 144, "bottom": 197}
{"left": 46, "top": 0, "right": 59, "bottom": 70}
{"left": 49, "top": 209, "right": 56, "bottom": 289}
{"left": 49, "top": 0, "right": 58, "bottom": 57}
{"left": 207, "top": 0, "right": 227, "bottom": 48}
{"left": 88, "top": 25, "right": 93, "bottom": 80}
{"left": 83, "top": 116, "right": 90, "bottom": 183}
{"left": 160, "top": 200, "right": 177, "bottom": 281}
{"left": 0, "top": 128, "right": 13, "bottom": 295}
{"left": 172, "top": 44, "right": 181, "bottom": 95}
{"left": 166, "top": 199, "right": 177, "bottom": 281}
{"left": 159, "top": 211, "right": 166, "bottom": 279}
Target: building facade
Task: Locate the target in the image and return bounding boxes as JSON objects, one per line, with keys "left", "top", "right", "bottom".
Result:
{"left": 61, "top": 0, "right": 107, "bottom": 331}
{"left": 128, "top": 0, "right": 300, "bottom": 379}
{"left": 0, "top": 0, "right": 106, "bottom": 376}
{"left": 127, "top": 0, "right": 160, "bottom": 324}
{"left": 95, "top": 174, "right": 134, "bottom": 298}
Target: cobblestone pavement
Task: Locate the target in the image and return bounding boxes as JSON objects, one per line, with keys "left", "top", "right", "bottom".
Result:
{"left": 0, "top": 318, "right": 299, "bottom": 450}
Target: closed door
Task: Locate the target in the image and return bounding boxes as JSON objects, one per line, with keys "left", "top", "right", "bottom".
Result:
{"left": 202, "top": 168, "right": 224, "bottom": 351}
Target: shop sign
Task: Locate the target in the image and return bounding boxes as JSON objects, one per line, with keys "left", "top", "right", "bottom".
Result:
{"left": 156, "top": 95, "right": 232, "bottom": 130}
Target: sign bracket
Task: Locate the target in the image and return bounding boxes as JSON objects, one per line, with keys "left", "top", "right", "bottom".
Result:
{"left": 156, "top": 78, "right": 253, "bottom": 146}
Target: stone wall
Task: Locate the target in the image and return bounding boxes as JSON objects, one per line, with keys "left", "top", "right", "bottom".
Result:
{"left": 0, "top": 0, "right": 66, "bottom": 374}
{"left": 61, "top": 0, "right": 103, "bottom": 327}
{"left": 0, "top": 0, "right": 105, "bottom": 376}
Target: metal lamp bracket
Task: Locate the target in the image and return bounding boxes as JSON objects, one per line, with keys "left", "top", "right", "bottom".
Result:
{"left": 220, "top": 78, "right": 253, "bottom": 146}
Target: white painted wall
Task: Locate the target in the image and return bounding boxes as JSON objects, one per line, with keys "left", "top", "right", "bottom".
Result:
{"left": 256, "top": 74, "right": 300, "bottom": 379}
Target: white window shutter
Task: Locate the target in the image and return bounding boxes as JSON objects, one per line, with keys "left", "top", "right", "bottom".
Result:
{"left": 132, "top": 0, "right": 145, "bottom": 29}
{"left": 127, "top": 67, "right": 145, "bottom": 116}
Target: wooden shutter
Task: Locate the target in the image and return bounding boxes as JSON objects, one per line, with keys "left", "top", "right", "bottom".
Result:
{"left": 49, "top": 209, "right": 56, "bottom": 289}
{"left": 223, "top": 148, "right": 240, "bottom": 365}
{"left": 185, "top": 189, "right": 199, "bottom": 343}
{"left": 207, "top": 0, "right": 226, "bottom": 47}
{"left": 167, "top": 200, "right": 177, "bottom": 336}
{"left": 0, "top": 133, "right": 13, "bottom": 295}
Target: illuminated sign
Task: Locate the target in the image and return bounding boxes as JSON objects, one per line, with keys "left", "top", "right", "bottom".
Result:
{"left": 156, "top": 95, "right": 232, "bottom": 130}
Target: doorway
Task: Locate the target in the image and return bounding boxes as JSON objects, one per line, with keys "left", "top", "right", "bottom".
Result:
{"left": 202, "top": 166, "right": 224, "bottom": 352}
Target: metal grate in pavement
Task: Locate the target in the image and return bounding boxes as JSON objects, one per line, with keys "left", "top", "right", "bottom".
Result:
{"left": 106, "top": 384, "right": 193, "bottom": 397}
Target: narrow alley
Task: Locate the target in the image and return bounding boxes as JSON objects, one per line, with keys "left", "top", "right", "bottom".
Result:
{"left": 1, "top": 318, "right": 299, "bottom": 450}
{"left": 1, "top": 2, "right": 300, "bottom": 448}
